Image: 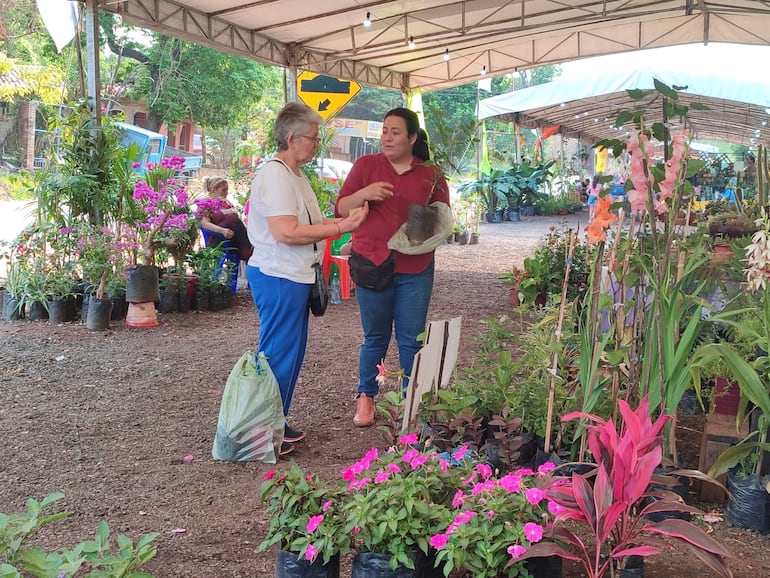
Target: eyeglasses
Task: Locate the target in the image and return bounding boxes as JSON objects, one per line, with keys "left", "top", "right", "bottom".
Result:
{"left": 299, "top": 134, "right": 321, "bottom": 145}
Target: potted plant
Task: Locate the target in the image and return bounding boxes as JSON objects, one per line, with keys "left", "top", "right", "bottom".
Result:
{"left": 688, "top": 210, "right": 770, "bottom": 531}
{"left": 499, "top": 266, "right": 527, "bottom": 307}
{"left": 259, "top": 462, "right": 349, "bottom": 576}
{"left": 518, "top": 257, "right": 552, "bottom": 307}
{"left": 458, "top": 170, "right": 508, "bottom": 223}
{"left": 187, "top": 245, "right": 225, "bottom": 311}
{"left": 502, "top": 161, "right": 555, "bottom": 218}
{"left": 340, "top": 436, "right": 453, "bottom": 575}
{"left": 430, "top": 459, "right": 562, "bottom": 578}
{"left": 520, "top": 395, "right": 732, "bottom": 577}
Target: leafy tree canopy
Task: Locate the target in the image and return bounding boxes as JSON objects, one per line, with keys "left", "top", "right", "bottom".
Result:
{"left": 99, "top": 14, "right": 282, "bottom": 132}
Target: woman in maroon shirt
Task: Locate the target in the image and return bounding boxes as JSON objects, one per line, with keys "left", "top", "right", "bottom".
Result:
{"left": 335, "top": 108, "right": 450, "bottom": 427}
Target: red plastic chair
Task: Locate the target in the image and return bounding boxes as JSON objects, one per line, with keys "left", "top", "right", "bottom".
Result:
{"left": 322, "top": 233, "right": 354, "bottom": 299}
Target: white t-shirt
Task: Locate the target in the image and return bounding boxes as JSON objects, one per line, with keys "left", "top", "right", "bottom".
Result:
{"left": 247, "top": 159, "right": 326, "bottom": 284}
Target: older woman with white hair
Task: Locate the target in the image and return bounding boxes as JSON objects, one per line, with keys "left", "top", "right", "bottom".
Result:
{"left": 246, "top": 102, "right": 368, "bottom": 455}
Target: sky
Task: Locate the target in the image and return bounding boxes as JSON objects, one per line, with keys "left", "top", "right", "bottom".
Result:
{"left": 559, "top": 42, "right": 770, "bottom": 81}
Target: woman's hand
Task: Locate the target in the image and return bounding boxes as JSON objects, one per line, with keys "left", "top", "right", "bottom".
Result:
{"left": 340, "top": 201, "right": 369, "bottom": 233}
{"left": 222, "top": 228, "right": 234, "bottom": 239}
{"left": 359, "top": 181, "right": 394, "bottom": 202}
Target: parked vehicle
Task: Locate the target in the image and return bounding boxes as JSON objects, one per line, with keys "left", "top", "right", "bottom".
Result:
{"left": 116, "top": 122, "right": 203, "bottom": 179}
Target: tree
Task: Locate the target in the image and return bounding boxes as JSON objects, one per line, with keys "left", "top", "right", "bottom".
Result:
{"left": 341, "top": 84, "right": 403, "bottom": 121}
{"left": 99, "top": 14, "right": 281, "bottom": 132}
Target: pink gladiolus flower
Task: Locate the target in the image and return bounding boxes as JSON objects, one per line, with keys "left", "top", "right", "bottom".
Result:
{"left": 525, "top": 487, "right": 545, "bottom": 505}
{"left": 430, "top": 534, "right": 449, "bottom": 549}
{"left": 307, "top": 515, "right": 324, "bottom": 533}
{"left": 523, "top": 522, "right": 544, "bottom": 543}
{"left": 508, "top": 544, "right": 526, "bottom": 559}
{"left": 305, "top": 544, "right": 318, "bottom": 562}
{"left": 399, "top": 432, "right": 418, "bottom": 445}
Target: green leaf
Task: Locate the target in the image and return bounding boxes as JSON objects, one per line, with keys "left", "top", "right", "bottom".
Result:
{"left": 653, "top": 78, "right": 678, "bottom": 100}
{"left": 627, "top": 88, "right": 647, "bottom": 100}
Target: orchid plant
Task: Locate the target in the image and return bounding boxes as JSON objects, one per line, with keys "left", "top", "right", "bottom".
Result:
{"left": 130, "top": 157, "right": 192, "bottom": 266}
{"left": 520, "top": 395, "right": 732, "bottom": 578}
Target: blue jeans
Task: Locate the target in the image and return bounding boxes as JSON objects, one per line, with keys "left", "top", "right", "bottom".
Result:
{"left": 246, "top": 265, "right": 310, "bottom": 416}
{"left": 355, "top": 261, "right": 435, "bottom": 397}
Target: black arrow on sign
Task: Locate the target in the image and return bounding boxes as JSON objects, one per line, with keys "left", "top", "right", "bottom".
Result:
{"left": 318, "top": 99, "right": 331, "bottom": 112}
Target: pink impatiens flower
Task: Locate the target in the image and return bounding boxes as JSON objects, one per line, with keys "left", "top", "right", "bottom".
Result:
{"left": 430, "top": 533, "right": 449, "bottom": 549}
{"left": 508, "top": 544, "right": 526, "bottom": 559}
{"left": 399, "top": 432, "right": 418, "bottom": 445}
{"left": 452, "top": 444, "right": 468, "bottom": 460}
{"left": 306, "top": 515, "right": 324, "bottom": 533}
{"left": 524, "top": 487, "right": 545, "bottom": 505}
{"left": 305, "top": 544, "right": 318, "bottom": 562}
{"left": 523, "top": 522, "right": 544, "bottom": 543}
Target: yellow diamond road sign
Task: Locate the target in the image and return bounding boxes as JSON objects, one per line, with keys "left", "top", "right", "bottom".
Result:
{"left": 297, "top": 71, "right": 361, "bottom": 121}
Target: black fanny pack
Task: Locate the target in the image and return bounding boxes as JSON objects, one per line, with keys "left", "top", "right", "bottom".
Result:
{"left": 349, "top": 250, "right": 395, "bottom": 291}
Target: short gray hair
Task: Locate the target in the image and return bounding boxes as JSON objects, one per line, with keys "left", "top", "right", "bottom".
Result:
{"left": 274, "top": 102, "right": 323, "bottom": 151}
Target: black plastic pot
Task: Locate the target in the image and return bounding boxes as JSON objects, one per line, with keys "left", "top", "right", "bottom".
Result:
{"left": 351, "top": 552, "right": 420, "bottom": 578}
{"left": 726, "top": 471, "right": 770, "bottom": 533}
{"left": 26, "top": 300, "right": 48, "bottom": 321}
{"left": 525, "top": 555, "right": 563, "bottom": 577}
{"left": 126, "top": 265, "right": 160, "bottom": 303}
{"left": 2, "top": 296, "right": 23, "bottom": 321}
{"left": 86, "top": 297, "right": 113, "bottom": 331}
{"left": 275, "top": 550, "right": 340, "bottom": 578}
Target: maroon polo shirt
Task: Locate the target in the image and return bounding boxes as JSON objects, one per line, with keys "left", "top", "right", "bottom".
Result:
{"left": 335, "top": 153, "right": 450, "bottom": 274}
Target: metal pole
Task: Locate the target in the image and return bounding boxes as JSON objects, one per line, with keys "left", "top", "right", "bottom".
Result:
{"left": 84, "top": 0, "right": 101, "bottom": 126}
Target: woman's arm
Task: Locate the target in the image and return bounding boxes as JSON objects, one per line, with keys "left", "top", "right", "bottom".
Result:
{"left": 267, "top": 202, "right": 369, "bottom": 246}
{"left": 336, "top": 182, "right": 394, "bottom": 216}
{"left": 200, "top": 217, "right": 234, "bottom": 239}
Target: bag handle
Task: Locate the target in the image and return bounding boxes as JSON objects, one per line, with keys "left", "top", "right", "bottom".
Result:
{"left": 269, "top": 158, "right": 320, "bottom": 262}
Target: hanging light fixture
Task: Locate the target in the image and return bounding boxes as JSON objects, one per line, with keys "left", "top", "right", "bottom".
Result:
{"left": 363, "top": 12, "right": 371, "bottom": 27}
{"left": 408, "top": 36, "right": 415, "bottom": 49}
{"left": 443, "top": 48, "right": 450, "bottom": 61}
{"left": 480, "top": 65, "right": 487, "bottom": 76}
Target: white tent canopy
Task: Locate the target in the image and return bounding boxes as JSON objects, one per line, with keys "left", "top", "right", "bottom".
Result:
{"left": 105, "top": 1, "right": 770, "bottom": 93}
{"left": 477, "top": 64, "right": 770, "bottom": 147}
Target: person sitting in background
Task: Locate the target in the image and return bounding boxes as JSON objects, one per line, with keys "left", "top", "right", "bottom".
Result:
{"left": 199, "top": 176, "right": 252, "bottom": 260}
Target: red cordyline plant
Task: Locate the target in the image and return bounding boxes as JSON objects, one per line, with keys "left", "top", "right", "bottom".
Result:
{"left": 519, "top": 395, "right": 732, "bottom": 578}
